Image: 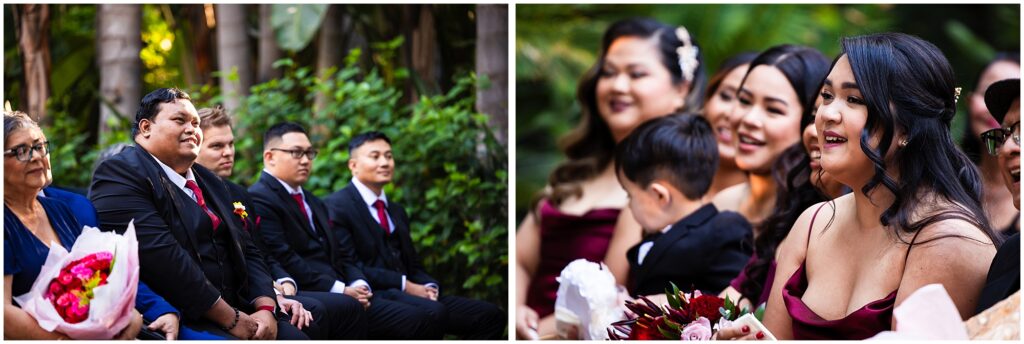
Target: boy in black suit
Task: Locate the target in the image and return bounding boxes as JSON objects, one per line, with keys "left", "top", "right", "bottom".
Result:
{"left": 324, "top": 131, "right": 507, "bottom": 339}
{"left": 614, "top": 114, "right": 753, "bottom": 297}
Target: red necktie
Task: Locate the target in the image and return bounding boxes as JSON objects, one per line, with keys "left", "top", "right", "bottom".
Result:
{"left": 291, "top": 193, "right": 311, "bottom": 226}
{"left": 184, "top": 180, "right": 221, "bottom": 231}
{"left": 373, "top": 200, "right": 390, "bottom": 235}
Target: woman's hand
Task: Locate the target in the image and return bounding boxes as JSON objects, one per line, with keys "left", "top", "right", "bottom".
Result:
{"left": 114, "top": 309, "right": 144, "bottom": 340}
{"left": 714, "top": 324, "right": 764, "bottom": 340}
{"left": 148, "top": 312, "right": 180, "bottom": 340}
{"left": 515, "top": 304, "right": 540, "bottom": 340}
{"left": 278, "top": 297, "right": 313, "bottom": 330}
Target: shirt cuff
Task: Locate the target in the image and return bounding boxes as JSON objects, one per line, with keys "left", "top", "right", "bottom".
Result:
{"left": 330, "top": 280, "right": 347, "bottom": 294}
{"left": 350, "top": 279, "right": 371, "bottom": 293}
{"left": 276, "top": 277, "right": 298, "bottom": 293}
{"left": 400, "top": 275, "right": 407, "bottom": 291}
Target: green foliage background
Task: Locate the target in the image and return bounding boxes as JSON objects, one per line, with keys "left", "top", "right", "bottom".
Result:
{"left": 516, "top": 4, "right": 1020, "bottom": 222}
{"left": 5, "top": 5, "right": 507, "bottom": 313}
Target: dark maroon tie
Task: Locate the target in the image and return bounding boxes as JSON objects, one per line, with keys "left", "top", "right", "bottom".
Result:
{"left": 373, "top": 200, "right": 390, "bottom": 235}
{"left": 291, "top": 193, "right": 311, "bottom": 225}
{"left": 184, "top": 180, "right": 221, "bottom": 231}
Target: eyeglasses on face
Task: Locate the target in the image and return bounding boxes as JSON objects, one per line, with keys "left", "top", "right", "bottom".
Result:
{"left": 3, "top": 141, "right": 51, "bottom": 162}
{"left": 270, "top": 147, "right": 319, "bottom": 160}
{"left": 980, "top": 121, "right": 1021, "bottom": 156}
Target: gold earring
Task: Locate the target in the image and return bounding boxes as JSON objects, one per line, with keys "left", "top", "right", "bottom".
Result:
{"left": 899, "top": 138, "right": 909, "bottom": 148}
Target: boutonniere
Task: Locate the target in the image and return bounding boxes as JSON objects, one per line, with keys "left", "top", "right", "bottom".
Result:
{"left": 233, "top": 202, "right": 248, "bottom": 220}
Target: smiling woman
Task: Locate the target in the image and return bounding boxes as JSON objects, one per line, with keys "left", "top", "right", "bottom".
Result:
{"left": 515, "top": 17, "right": 706, "bottom": 339}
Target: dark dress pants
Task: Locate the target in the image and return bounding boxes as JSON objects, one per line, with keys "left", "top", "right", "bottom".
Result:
{"left": 293, "top": 290, "right": 367, "bottom": 339}
{"left": 377, "top": 288, "right": 507, "bottom": 339}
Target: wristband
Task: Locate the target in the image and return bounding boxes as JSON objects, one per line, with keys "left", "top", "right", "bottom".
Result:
{"left": 257, "top": 305, "right": 275, "bottom": 313}
{"left": 222, "top": 307, "right": 240, "bottom": 331}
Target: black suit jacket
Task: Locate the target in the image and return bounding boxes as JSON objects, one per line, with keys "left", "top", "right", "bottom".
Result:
{"left": 248, "top": 171, "right": 366, "bottom": 292}
{"left": 324, "top": 182, "right": 437, "bottom": 291}
{"left": 975, "top": 233, "right": 1020, "bottom": 315}
{"left": 626, "top": 204, "right": 753, "bottom": 296}
{"left": 88, "top": 145, "right": 275, "bottom": 320}
{"left": 223, "top": 179, "right": 292, "bottom": 282}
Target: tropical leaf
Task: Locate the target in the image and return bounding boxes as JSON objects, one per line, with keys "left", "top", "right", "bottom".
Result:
{"left": 271, "top": 4, "right": 329, "bottom": 52}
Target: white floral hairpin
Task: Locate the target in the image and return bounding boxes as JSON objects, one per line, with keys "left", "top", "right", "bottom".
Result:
{"left": 675, "top": 26, "right": 700, "bottom": 82}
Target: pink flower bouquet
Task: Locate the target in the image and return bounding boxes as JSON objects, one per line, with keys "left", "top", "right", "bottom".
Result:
{"left": 14, "top": 221, "right": 140, "bottom": 339}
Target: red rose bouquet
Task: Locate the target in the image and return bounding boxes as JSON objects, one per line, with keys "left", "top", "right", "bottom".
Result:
{"left": 607, "top": 283, "right": 765, "bottom": 340}
{"left": 15, "top": 222, "right": 140, "bottom": 339}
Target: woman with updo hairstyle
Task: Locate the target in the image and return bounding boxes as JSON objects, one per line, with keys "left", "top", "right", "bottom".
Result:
{"left": 712, "top": 45, "right": 830, "bottom": 227}
{"left": 702, "top": 52, "right": 760, "bottom": 198}
{"left": 515, "top": 17, "right": 706, "bottom": 339}
{"left": 721, "top": 33, "right": 1000, "bottom": 340}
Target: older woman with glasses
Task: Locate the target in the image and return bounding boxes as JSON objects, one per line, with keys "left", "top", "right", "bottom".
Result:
{"left": 3, "top": 111, "right": 142, "bottom": 339}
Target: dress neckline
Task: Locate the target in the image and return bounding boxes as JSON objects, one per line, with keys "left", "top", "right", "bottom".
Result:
{"left": 783, "top": 261, "right": 898, "bottom": 323}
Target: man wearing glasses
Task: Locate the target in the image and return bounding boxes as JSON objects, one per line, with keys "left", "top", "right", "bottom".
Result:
{"left": 248, "top": 122, "right": 434, "bottom": 339}
{"left": 974, "top": 78, "right": 1019, "bottom": 315}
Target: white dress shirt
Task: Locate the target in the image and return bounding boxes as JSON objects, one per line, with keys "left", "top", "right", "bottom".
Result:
{"left": 637, "top": 224, "right": 673, "bottom": 266}
{"left": 266, "top": 169, "right": 369, "bottom": 293}
{"left": 351, "top": 178, "right": 438, "bottom": 294}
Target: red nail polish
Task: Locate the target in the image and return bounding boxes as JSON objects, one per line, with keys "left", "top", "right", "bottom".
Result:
{"left": 756, "top": 331, "right": 765, "bottom": 339}
{"left": 742, "top": 325, "right": 750, "bottom": 333}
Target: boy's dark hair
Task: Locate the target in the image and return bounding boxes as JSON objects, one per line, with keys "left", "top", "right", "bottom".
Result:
{"left": 614, "top": 113, "right": 718, "bottom": 200}
{"left": 263, "top": 122, "right": 308, "bottom": 150}
{"left": 348, "top": 131, "right": 392, "bottom": 156}
{"left": 133, "top": 88, "right": 191, "bottom": 139}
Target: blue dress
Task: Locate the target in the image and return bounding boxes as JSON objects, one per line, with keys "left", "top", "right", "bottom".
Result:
{"left": 5, "top": 196, "right": 224, "bottom": 340}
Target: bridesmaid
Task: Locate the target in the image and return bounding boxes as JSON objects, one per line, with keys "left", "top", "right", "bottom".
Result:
{"left": 515, "top": 17, "right": 706, "bottom": 339}
{"left": 721, "top": 33, "right": 999, "bottom": 340}
{"left": 703, "top": 52, "right": 759, "bottom": 199}
{"left": 712, "top": 45, "right": 829, "bottom": 228}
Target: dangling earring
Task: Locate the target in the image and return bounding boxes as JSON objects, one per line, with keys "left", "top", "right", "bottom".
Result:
{"left": 898, "top": 138, "right": 909, "bottom": 148}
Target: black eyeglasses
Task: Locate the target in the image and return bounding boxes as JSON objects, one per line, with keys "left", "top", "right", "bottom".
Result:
{"left": 270, "top": 148, "right": 319, "bottom": 160}
{"left": 3, "top": 141, "right": 51, "bottom": 162}
{"left": 980, "top": 121, "right": 1020, "bottom": 156}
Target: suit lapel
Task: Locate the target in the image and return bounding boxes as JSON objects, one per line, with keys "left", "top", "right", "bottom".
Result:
{"left": 347, "top": 184, "right": 387, "bottom": 241}
{"left": 135, "top": 147, "right": 203, "bottom": 257}
{"left": 637, "top": 205, "right": 718, "bottom": 279}
{"left": 261, "top": 172, "right": 319, "bottom": 240}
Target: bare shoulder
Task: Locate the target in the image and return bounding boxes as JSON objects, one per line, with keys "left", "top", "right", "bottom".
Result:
{"left": 775, "top": 198, "right": 843, "bottom": 264}
{"left": 711, "top": 182, "right": 748, "bottom": 212}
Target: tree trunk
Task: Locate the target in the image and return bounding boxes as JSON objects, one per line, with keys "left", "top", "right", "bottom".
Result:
{"left": 475, "top": 4, "right": 508, "bottom": 145}
{"left": 313, "top": 4, "right": 343, "bottom": 120}
{"left": 216, "top": 4, "right": 253, "bottom": 113}
{"left": 410, "top": 4, "right": 439, "bottom": 97}
{"left": 257, "top": 4, "right": 282, "bottom": 83}
{"left": 17, "top": 4, "right": 51, "bottom": 123}
{"left": 96, "top": 4, "right": 142, "bottom": 143}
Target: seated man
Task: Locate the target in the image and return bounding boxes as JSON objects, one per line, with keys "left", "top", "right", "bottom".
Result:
{"left": 975, "top": 78, "right": 1020, "bottom": 314}
{"left": 89, "top": 88, "right": 303, "bottom": 339}
{"left": 247, "top": 122, "right": 433, "bottom": 339}
{"left": 614, "top": 114, "right": 752, "bottom": 297}
{"left": 194, "top": 106, "right": 367, "bottom": 339}
{"left": 324, "top": 131, "right": 507, "bottom": 339}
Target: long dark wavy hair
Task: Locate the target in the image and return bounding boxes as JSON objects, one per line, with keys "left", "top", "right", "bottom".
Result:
{"left": 832, "top": 33, "right": 1000, "bottom": 247}
{"left": 961, "top": 53, "right": 1020, "bottom": 164}
{"left": 539, "top": 17, "right": 707, "bottom": 209}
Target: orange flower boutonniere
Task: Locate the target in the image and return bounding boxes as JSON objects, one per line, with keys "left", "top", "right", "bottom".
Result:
{"left": 233, "top": 202, "right": 248, "bottom": 220}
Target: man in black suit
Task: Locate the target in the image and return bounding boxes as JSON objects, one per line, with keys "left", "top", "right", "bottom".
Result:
{"left": 89, "top": 88, "right": 305, "bottom": 339}
{"left": 248, "top": 122, "right": 434, "bottom": 339}
{"left": 194, "top": 106, "right": 367, "bottom": 339}
{"left": 324, "top": 131, "right": 507, "bottom": 339}
{"left": 614, "top": 115, "right": 752, "bottom": 297}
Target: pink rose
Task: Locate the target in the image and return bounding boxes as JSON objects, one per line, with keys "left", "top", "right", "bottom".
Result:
{"left": 681, "top": 316, "right": 712, "bottom": 341}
